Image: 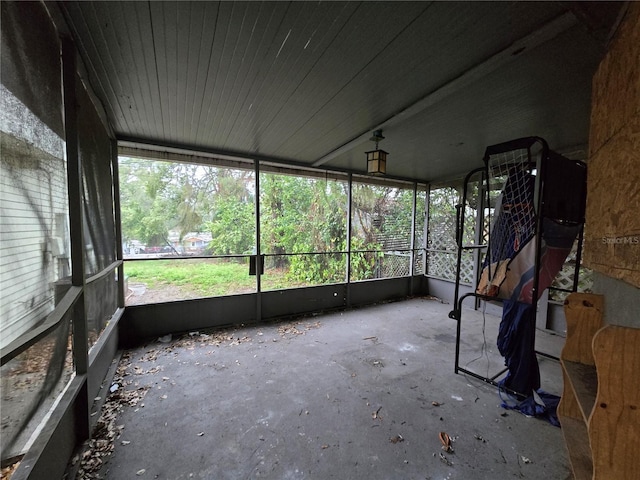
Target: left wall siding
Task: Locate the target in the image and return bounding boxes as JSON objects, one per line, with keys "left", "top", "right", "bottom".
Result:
{"left": 2, "top": 2, "right": 122, "bottom": 478}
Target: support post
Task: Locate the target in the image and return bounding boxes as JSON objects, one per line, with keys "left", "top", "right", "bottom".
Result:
{"left": 111, "top": 139, "right": 125, "bottom": 308}
{"left": 254, "top": 160, "right": 261, "bottom": 322}
{"left": 346, "top": 173, "right": 353, "bottom": 307}
{"left": 62, "top": 36, "right": 90, "bottom": 441}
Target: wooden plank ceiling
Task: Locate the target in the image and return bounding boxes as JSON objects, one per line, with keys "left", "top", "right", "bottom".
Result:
{"left": 59, "top": 1, "right": 622, "bottom": 182}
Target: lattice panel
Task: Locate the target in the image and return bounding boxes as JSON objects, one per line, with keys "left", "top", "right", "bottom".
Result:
{"left": 380, "top": 253, "right": 410, "bottom": 278}
{"left": 550, "top": 239, "right": 593, "bottom": 301}
{"left": 428, "top": 251, "right": 474, "bottom": 284}
{"left": 461, "top": 177, "right": 482, "bottom": 246}
{"left": 428, "top": 216, "right": 457, "bottom": 252}
{"left": 413, "top": 251, "right": 425, "bottom": 275}
{"left": 428, "top": 185, "right": 476, "bottom": 284}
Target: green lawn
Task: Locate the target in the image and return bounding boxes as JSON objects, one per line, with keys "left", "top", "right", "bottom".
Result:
{"left": 124, "top": 259, "right": 296, "bottom": 297}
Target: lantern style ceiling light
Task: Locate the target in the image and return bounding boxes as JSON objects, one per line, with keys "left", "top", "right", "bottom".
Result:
{"left": 365, "top": 129, "right": 387, "bottom": 176}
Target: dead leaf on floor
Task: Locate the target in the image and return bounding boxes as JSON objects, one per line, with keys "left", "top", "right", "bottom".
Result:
{"left": 431, "top": 401, "right": 442, "bottom": 407}
{"left": 74, "top": 356, "right": 153, "bottom": 479}
{"left": 229, "top": 336, "right": 251, "bottom": 346}
{"left": 372, "top": 406, "right": 382, "bottom": 420}
{"left": 389, "top": 434, "right": 404, "bottom": 444}
{"left": 278, "top": 323, "right": 304, "bottom": 337}
{"left": 140, "top": 350, "right": 158, "bottom": 362}
{"left": 439, "top": 431, "right": 453, "bottom": 453}
{"left": 1, "top": 459, "right": 21, "bottom": 479}
{"left": 136, "top": 468, "right": 146, "bottom": 475}
{"left": 321, "top": 445, "right": 329, "bottom": 449}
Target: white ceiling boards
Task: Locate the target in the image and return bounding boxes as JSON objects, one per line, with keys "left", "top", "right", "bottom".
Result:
{"left": 59, "top": 1, "right": 622, "bottom": 182}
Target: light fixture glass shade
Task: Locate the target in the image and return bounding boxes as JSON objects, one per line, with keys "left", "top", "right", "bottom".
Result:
{"left": 366, "top": 149, "right": 387, "bottom": 175}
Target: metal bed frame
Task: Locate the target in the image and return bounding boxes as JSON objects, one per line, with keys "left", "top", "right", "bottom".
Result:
{"left": 447, "top": 137, "right": 586, "bottom": 397}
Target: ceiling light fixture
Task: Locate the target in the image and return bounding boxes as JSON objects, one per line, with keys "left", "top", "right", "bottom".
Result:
{"left": 365, "top": 129, "right": 387, "bottom": 176}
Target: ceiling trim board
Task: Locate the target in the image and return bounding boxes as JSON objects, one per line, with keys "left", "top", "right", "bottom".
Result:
{"left": 117, "top": 136, "right": 423, "bottom": 186}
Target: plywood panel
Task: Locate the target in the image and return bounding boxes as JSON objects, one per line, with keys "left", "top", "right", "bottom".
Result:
{"left": 584, "top": 4, "right": 640, "bottom": 288}
{"left": 589, "top": 3, "right": 640, "bottom": 154}
{"left": 589, "top": 325, "right": 640, "bottom": 480}
{"left": 583, "top": 113, "right": 640, "bottom": 287}
{"left": 562, "top": 293, "right": 604, "bottom": 365}
{"left": 558, "top": 415, "right": 594, "bottom": 480}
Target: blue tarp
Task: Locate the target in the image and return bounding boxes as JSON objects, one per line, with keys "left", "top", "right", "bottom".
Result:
{"left": 500, "top": 389, "right": 561, "bottom": 427}
{"left": 497, "top": 299, "right": 540, "bottom": 395}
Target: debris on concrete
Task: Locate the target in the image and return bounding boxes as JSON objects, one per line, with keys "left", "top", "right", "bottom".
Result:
{"left": 157, "top": 334, "right": 172, "bottom": 343}
{"left": 72, "top": 353, "right": 151, "bottom": 479}
{"left": 438, "top": 452, "right": 453, "bottom": 466}
{"left": 439, "top": 431, "right": 453, "bottom": 453}
{"left": 1, "top": 459, "right": 21, "bottom": 479}
{"left": 136, "top": 468, "right": 146, "bottom": 475}
{"left": 521, "top": 456, "right": 532, "bottom": 464}
{"left": 279, "top": 323, "right": 298, "bottom": 337}
{"left": 389, "top": 434, "right": 404, "bottom": 444}
{"left": 474, "top": 434, "right": 487, "bottom": 443}
{"left": 372, "top": 406, "right": 382, "bottom": 420}
{"left": 277, "top": 320, "right": 321, "bottom": 338}
{"left": 431, "top": 401, "right": 441, "bottom": 407}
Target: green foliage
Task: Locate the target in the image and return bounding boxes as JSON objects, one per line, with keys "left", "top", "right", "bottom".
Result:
{"left": 120, "top": 157, "right": 421, "bottom": 293}
{"left": 206, "top": 198, "right": 255, "bottom": 255}
{"left": 260, "top": 174, "right": 348, "bottom": 284}
{"left": 349, "top": 236, "right": 382, "bottom": 281}
{"left": 119, "top": 157, "right": 254, "bottom": 250}
{"left": 119, "top": 159, "right": 176, "bottom": 245}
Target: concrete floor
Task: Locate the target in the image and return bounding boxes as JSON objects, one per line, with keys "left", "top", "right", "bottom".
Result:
{"left": 98, "top": 297, "right": 569, "bottom": 480}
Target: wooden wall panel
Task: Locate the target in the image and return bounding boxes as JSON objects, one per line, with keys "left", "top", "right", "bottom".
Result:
{"left": 589, "top": 4, "right": 640, "bottom": 154}
{"left": 584, "top": 4, "right": 640, "bottom": 288}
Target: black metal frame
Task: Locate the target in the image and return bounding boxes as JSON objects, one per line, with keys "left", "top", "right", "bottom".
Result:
{"left": 448, "top": 137, "right": 585, "bottom": 397}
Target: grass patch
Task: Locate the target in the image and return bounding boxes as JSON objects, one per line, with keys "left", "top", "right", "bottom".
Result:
{"left": 125, "top": 258, "right": 299, "bottom": 297}
{"left": 125, "top": 259, "right": 254, "bottom": 296}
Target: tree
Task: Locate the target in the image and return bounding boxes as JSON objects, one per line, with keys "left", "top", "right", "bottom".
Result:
{"left": 119, "top": 158, "right": 176, "bottom": 246}
{"left": 119, "top": 157, "right": 254, "bottom": 253}
{"left": 119, "top": 157, "right": 421, "bottom": 285}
